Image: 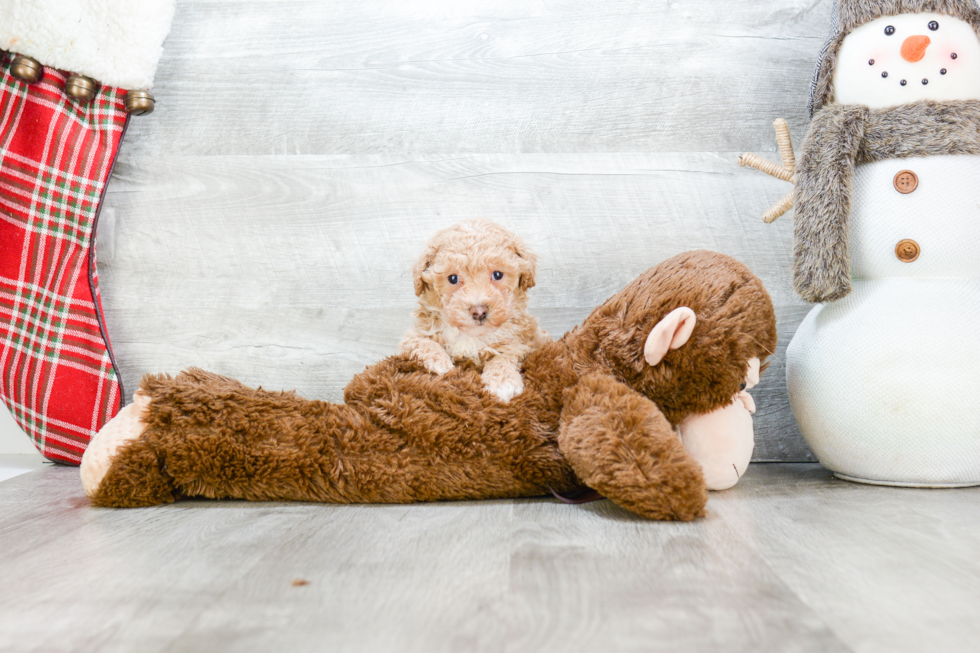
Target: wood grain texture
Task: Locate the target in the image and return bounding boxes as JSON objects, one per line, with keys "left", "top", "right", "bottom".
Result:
{"left": 124, "top": 0, "right": 831, "bottom": 157}
{"left": 710, "top": 466, "right": 980, "bottom": 653}
{"left": 87, "top": 0, "right": 834, "bottom": 461}
{"left": 4, "top": 464, "right": 980, "bottom": 651}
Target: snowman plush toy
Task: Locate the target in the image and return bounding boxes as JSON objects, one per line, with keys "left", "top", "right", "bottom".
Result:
{"left": 758, "top": 0, "right": 980, "bottom": 486}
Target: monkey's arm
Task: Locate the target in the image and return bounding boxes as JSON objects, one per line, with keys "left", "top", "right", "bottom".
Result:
{"left": 558, "top": 372, "right": 708, "bottom": 520}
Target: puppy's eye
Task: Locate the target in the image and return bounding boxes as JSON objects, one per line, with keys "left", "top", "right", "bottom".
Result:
{"left": 885, "top": 25, "right": 895, "bottom": 35}
{"left": 740, "top": 382, "right": 747, "bottom": 391}
{"left": 929, "top": 21, "right": 939, "bottom": 31}
{"left": 492, "top": 271, "right": 504, "bottom": 281}
{"left": 448, "top": 274, "right": 459, "bottom": 284}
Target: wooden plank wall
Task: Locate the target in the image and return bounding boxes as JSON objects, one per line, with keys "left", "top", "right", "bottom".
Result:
{"left": 99, "top": 0, "right": 833, "bottom": 462}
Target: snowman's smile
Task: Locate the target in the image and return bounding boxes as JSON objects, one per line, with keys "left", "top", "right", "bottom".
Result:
{"left": 870, "top": 25, "right": 958, "bottom": 87}
{"left": 873, "top": 49, "right": 958, "bottom": 88}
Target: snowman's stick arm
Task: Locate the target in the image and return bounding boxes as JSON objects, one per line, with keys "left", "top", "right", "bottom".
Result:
{"left": 774, "top": 118, "right": 796, "bottom": 171}
{"left": 737, "top": 118, "right": 797, "bottom": 222}
{"left": 737, "top": 153, "right": 794, "bottom": 182}
{"left": 763, "top": 190, "right": 794, "bottom": 224}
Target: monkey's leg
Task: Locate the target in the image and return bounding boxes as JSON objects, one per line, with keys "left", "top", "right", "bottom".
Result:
{"left": 81, "top": 369, "right": 378, "bottom": 507}
{"left": 82, "top": 365, "right": 565, "bottom": 508}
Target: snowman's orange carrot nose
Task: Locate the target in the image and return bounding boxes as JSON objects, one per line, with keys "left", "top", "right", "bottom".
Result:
{"left": 901, "top": 35, "right": 931, "bottom": 62}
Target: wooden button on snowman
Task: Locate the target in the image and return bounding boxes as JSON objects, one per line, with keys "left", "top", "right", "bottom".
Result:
{"left": 742, "top": 0, "right": 980, "bottom": 486}
{"left": 893, "top": 170, "right": 917, "bottom": 193}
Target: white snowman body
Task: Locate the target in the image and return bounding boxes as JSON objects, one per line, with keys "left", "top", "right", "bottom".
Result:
{"left": 787, "top": 12, "right": 980, "bottom": 485}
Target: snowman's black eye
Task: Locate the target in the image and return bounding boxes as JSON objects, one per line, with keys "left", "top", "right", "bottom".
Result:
{"left": 941, "top": 68, "right": 947, "bottom": 74}
{"left": 869, "top": 58, "right": 875, "bottom": 65}
{"left": 952, "top": 52, "right": 958, "bottom": 59}
{"left": 928, "top": 21, "right": 939, "bottom": 31}
{"left": 492, "top": 271, "right": 503, "bottom": 281}
{"left": 901, "top": 79, "right": 908, "bottom": 85}
{"left": 885, "top": 25, "right": 896, "bottom": 35}
{"left": 448, "top": 274, "right": 459, "bottom": 284}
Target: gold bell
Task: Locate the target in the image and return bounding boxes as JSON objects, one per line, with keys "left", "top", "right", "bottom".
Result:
{"left": 124, "top": 89, "right": 155, "bottom": 116}
{"left": 10, "top": 54, "right": 43, "bottom": 83}
{"left": 65, "top": 75, "right": 98, "bottom": 103}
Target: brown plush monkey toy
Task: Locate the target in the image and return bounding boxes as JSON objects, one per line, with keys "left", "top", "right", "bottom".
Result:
{"left": 80, "top": 250, "right": 776, "bottom": 521}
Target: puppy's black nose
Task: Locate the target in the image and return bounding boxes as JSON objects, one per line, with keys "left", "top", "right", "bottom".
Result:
{"left": 470, "top": 305, "right": 488, "bottom": 323}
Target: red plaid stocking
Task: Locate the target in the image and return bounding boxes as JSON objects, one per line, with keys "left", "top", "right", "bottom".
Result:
{"left": 0, "top": 58, "right": 127, "bottom": 464}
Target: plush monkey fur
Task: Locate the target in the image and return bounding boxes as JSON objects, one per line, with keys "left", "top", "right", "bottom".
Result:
{"left": 83, "top": 251, "right": 777, "bottom": 521}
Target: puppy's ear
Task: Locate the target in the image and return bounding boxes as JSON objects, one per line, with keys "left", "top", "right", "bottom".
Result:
{"left": 412, "top": 246, "right": 436, "bottom": 297}
{"left": 510, "top": 236, "right": 538, "bottom": 292}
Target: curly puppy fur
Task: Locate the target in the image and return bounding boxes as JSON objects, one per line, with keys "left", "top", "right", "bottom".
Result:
{"left": 794, "top": 100, "right": 980, "bottom": 302}
{"left": 88, "top": 251, "right": 777, "bottom": 521}
{"left": 399, "top": 220, "right": 550, "bottom": 402}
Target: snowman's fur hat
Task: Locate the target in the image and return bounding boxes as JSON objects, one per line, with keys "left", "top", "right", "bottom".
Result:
{"left": 808, "top": 0, "right": 980, "bottom": 114}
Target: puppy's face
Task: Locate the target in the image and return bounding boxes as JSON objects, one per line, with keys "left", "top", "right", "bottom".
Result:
{"left": 427, "top": 252, "right": 521, "bottom": 335}
{"left": 414, "top": 221, "right": 537, "bottom": 336}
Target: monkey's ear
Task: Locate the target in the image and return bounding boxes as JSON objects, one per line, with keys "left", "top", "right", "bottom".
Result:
{"left": 644, "top": 307, "right": 697, "bottom": 366}
{"left": 510, "top": 236, "right": 538, "bottom": 291}
{"left": 412, "top": 246, "right": 436, "bottom": 297}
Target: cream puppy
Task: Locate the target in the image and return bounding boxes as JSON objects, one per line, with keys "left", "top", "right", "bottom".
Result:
{"left": 399, "top": 220, "right": 550, "bottom": 402}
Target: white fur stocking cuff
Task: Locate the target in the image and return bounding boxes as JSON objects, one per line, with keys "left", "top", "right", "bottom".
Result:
{"left": 0, "top": 0, "right": 175, "bottom": 89}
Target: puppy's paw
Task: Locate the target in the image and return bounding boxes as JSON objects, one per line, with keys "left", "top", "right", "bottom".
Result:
{"left": 482, "top": 366, "right": 524, "bottom": 403}
{"left": 423, "top": 350, "right": 455, "bottom": 376}
{"left": 489, "top": 380, "right": 523, "bottom": 402}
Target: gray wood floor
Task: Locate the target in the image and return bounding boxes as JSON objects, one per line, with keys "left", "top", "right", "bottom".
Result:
{"left": 1, "top": 463, "right": 978, "bottom": 653}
